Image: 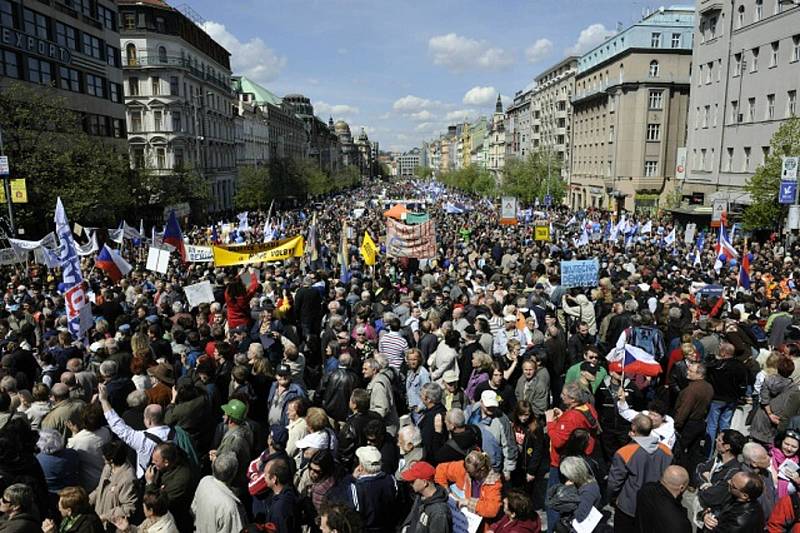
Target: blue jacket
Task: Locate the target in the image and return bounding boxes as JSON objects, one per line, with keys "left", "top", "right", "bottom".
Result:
{"left": 348, "top": 472, "right": 398, "bottom": 532}
{"left": 267, "top": 382, "right": 306, "bottom": 428}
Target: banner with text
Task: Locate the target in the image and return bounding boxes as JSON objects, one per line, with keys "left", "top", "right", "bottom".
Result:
{"left": 561, "top": 259, "right": 600, "bottom": 288}
{"left": 212, "top": 236, "right": 305, "bottom": 267}
{"left": 386, "top": 218, "right": 436, "bottom": 259}
{"left": 185, "top": 244, "right": 213, "bottom": 263}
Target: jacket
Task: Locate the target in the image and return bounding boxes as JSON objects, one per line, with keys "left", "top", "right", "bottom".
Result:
{"left": 59, "top": 513, "right": 104, "bottom": 533}
{"left": 267, "top": 382, "right": 306, "bottom": 429}
{"left": 318, "top": 366, "right": 361, "bottom": 422}
{"left": 37, "top": 449, "right": 80, "bottom": 492}
{"left": 224, "top": 278, "right": 258, "bottom": 329}
{"left": 707, "top": 499, "right": 764, "bottom": 533}
{"left": 191, "top": 475, "right": 247, "bottom": 533}
{"left": 434, "top": 426, "right": 482, "bottom": 465}
{"left": 434, "top": 460, "right": 502, "bottom": 519}
{"left": 264, "top": 486, "right": 301, "bottom": 533}
{"left": 607, "top": 435, "right": 673, "bottom": 517}
{"left": 634, "top": 481, "right": 692, "bottom": 533}
{"left": 146, "top": 460, "right": 195, "bottom": 533}
{"left": 767, "top": 493, "right": 800, "bottom": 533}
{"left": 471, "top": 410, "right": 518, "bottom": 476}
{"left": 418, "top": 403, "right": 448, "bottom": 463}
{"left": 67, "top": 427, "right": 112, "bottom": 492}
{"left": 545, "top": 480, "right": 602, "bottom": 526}
{"left": 515, "top": 368, "right": 550, "bottom": 416}
{"left": 706, "top": 358, "right": 749, "bottom": 403}
{"left": 367, "top": 368, "right": 399, "bottom": 436}
{"left": 400, "top": 484, "right": 452, "bottom": 533}
{"left": 164, "top": 394, "right": 213, "bottom": 452}
{"left": 696, "top": 457, "right": 743, "bottom": 509}
{"left": 89, "top": 463, "right": 137, "bottom": 524}
{"left": 546, "top": 403, "right": 599, "bottom": 467}
{"left": 488, "top": 515, "right": 541, "bottom": 533}
{"left": 563, "top": 294, "right": 597, "bottom": 335}
{"left": 349, "top": 471, "right": 398, "bottom": 532}
{"left": 41, "top": 398, "right": 85, "bottom": 439}
{"left": 673, "top": 379, "right": 714, "bottom": 429}
{"left": 337, "top": 411, "right": 383, "bottom": 470}
{"left": 0, "top": 513, "right": 39, "bottom": 533}
{"left": 128, "top": 512, "right": 179, "bottom": 533}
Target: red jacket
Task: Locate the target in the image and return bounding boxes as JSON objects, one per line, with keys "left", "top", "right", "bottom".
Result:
{"left": 225, "top": 277, "right": 258, "bottom": 329}
{"left": 488, "top": 515, "right": 540, "bottom": 533}
{"left": 546, "top": 403, "right": 599, "bottom": 467}
{"left": 768, "top": 494, "right": 800, "bottom": 533}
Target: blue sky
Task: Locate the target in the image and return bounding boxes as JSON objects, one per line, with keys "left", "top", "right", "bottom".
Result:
{"left": 191, "top": 0, "right": 674, "bottom": 152}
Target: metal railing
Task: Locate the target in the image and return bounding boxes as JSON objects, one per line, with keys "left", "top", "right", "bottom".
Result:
{"left": 124, "top": 55, "right": 232, "bottom": 93}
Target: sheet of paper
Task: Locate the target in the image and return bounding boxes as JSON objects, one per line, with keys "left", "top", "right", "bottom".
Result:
{"left": 572, "top": 506, "right": 603, "bottom": 533}
{"left": 184, "top": 280, "right": 215, "bottom": 309}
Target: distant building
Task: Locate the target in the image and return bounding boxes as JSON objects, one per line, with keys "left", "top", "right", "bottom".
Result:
{"left": 505, "top": 89, "right": 532, "bottom": 160}
{"left": 488, "top": 94, "right": 506, "bottom": 180}
{"left": 398, "top": 147, "right": 421, "bottom": 177}
{"left": 233, "top": 91, "right": 269, "bottom": 167}
{"left": 283, "top": 94, "right": 340, "bottom": 176}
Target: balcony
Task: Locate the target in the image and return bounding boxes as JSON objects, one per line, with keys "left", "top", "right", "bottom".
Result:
{"left": 124, "top": 55, "right": 232, "bottom": 94}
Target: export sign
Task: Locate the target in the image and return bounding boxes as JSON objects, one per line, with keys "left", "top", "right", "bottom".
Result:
{"left": 0, "top": 26, "right": 72, "bottom": 65}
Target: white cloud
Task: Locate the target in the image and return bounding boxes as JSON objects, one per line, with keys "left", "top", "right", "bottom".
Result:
{"left": 410, "top": 110, "right": 435, "bottom": 121}
{"left": 415, "top": 122, "right": 436, "bottom": 132}
{"left": 463, "top": 86, "right": 497, "bottom": 106}
{"left": 446, "top": 109, "right": 478, "bottom": 122}
{"left": 378, "top": 112, "right": 392, "bottom": 120}
{"left": 525, "top": 38, "right": 553, "bottom": 63}
{"left": 314, "top": 101, "right": 360, "bottom": 117}
{"left": 566, "top": 24, "right": 614, "bottom": 56}
{"left": 428, "top": 33, "right": 514, "bottom": 72}
{"left": 201, "top": 21, "right": 286, "bottom": 83}
{"left": 393, "top": 95, "right": 435, "bottom": 113}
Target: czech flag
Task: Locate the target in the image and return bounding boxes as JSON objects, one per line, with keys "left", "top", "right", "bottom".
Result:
{"left": 715, "top": 223, "right": 738, "bottom": 261}
{"left": 163, "top": 210, "right": 186, "bottom": 261}
{"left": 607, "top": 343, "right": 662, "bottom": 377}
{"left": 96, "top": 244, "right": 132, "bottom": 283}
{"left": 739, "top": 251, "right": 752, "bottom": 290}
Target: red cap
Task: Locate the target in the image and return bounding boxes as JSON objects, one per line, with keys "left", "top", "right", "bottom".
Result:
{"left": 400, "top": 461, "right": 436, "bottom": 482}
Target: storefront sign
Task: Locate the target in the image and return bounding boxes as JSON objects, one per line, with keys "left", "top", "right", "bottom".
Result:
{"left": 0, "top": 26, "right": 72, "bottom": 65}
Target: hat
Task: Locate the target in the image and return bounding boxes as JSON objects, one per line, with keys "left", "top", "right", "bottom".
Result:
{"left": 296, "top": 431, "right": 332, "bottom": 450}
{"left": 221, "top": 399, "right": 248, "bottom": 422}
{"left": 480, "top": 390, "right": 499, "bottom": 408}
{"left": 270, "top": 425, "right": 289, "bottom": 447}
{"left": 89, "top": 340, "right": 105, "bottom": 354}
{"left": 276, "top": 364, "right": 292, "bottom": 377}
{"left": 442, "top": 369, "right": 459, "bottom": 383}
{"left": 117, "top": 324, "right": 131, "bottom": 333}
{"left": 147, "top": 363, "right": 175, "bottom": 385}
{"left": 355, "top": 446, "right": 382, "bottom": 469}
{"left": 400, "top": 461, "right": 436, "bottom": 482}
{"left": 786, "top": 257, "right": 794, "bottom": 263}
{"left": 145, "top": 315, "right": 160, "bottom": 324}
{"left": 503, "top": 314, "right": 517, "bottom": 322}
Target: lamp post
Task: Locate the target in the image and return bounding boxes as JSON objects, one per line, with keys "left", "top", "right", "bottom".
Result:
{"left": 0, "top": 125, "right": 15, "bottom": 235}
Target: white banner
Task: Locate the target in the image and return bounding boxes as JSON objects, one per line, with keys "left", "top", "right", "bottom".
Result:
{"left": 75, "top": 234, "right": 98, "bottom": 257}
{"left": 185, "top": 244, "right": 213, "bottom": 263}
{"left": 184, "top": 280, "right": 215, "bottom": 309}
{"left": 146, "top": 247, "right": 170, "bottom": 274}
{"left": 0, "top": 248, "right": 20, "bottom": 265}
{"left": 500, "top": 196, "right": 517, "bottom": 221}
{"left": 9, "top": 233, "right": 57, "bottom": 251}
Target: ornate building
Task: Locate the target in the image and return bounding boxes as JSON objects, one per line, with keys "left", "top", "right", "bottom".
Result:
{"left": 488, "top": 94, "right": 506, "bottom": 180}
{"left": 283, "top": 94, "right": 340, "bottom": 175}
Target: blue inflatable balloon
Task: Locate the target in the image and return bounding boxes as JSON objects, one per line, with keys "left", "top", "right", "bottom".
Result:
{"left": 729, "top": 259, "right": 738, "bottom": 267}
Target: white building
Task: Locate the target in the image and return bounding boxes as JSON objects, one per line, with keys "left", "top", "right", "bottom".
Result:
{"left": 233, "top": 95, "right": 269, "bottom": 167}
{"left": 531, "top": 57, "right": 578, "bottom": 182}
{"left": 398, "top": 148, "right": 422, "bottom": 177}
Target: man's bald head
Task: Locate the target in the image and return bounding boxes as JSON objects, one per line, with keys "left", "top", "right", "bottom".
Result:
{"left": 143, "top": 404, "right": 164, "bottom": 428}
{"left": 50, "top": 383, "right": 69, "bottom": 401}
{"left": 661, "top": 465, "right": 689, "bottom": 497}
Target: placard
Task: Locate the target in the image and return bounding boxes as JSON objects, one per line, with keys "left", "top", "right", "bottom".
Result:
{"left": 500, "top": 196, "right": 518, "bottom": 225}
{"left": 683, "top": 223, "right": 696, "bottom": 245}
{"left": 534, "top": 224, "right": 550, "bottom": 241}
{"left": 146, "top": 246, "right": 170, "bottom": 274}
{"left": 183, "top": 280, "right": 215, "bottom": 309}
{"left": 386, "top": 218, "right": 436, "bottom": 259}
{"left": 561, "top": 259, "right": 600, "bottom": 288}
{"left": 185, "top": 244, "right": 213, "bottom": 263}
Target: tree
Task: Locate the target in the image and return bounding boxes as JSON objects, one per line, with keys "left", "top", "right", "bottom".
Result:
{"left": 744, "top": 117, "right": 800, "bottom": 229}
{"left": 439, "top": 165, "right": 496, "bottom": 197}
{"left": 501, "top": 150, "right": 566, "bottom": 205}
{"left": 0, "top": 82, "right": 136, "bottom": 229}
{"left": 414, "top": 165, "right": 433, "bottom": 179}
{"left": 234, "top": 165, "right": 270, "bottom": 210}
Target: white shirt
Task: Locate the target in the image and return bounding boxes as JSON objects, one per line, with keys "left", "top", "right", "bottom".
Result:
{"left": 105, "top": 409, "right": 171, "bottom": 478}
{"left": 617, "top": 400, "right": 677, "bottom": 449}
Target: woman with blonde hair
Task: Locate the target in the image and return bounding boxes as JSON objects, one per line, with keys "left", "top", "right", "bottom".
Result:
{"left": 465, "top": 351, "right": 493, "bottom": 402}
{"left": 435, "top": 450, "right": 502, "bottom": 528}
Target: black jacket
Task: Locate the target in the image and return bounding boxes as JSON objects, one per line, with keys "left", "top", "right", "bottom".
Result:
{"left": 703, "top": 499, "right": 764, "bottom": 533}
{"left": 265, "top": 486, "right": 301, "bottom": 533}
{"left": 337, "top": 411, "right": 383, "bottom": 470}
{"left": 293, "top": 287, "right": 323, "bottom": 333}
{"left": 400, "top": 485, "right": 452, "bottom": 533}
{"left": 706, "top": 358, "right": 749, "bottom": 403}
{"left": 318, "top": 366, "right": 362, "bottom": 422}
{"left": 350, "top": 471, "right": 398, "bottom": 533}
{"left": 434, "top": 425, "right": 482, "bottom": 465}
{"left": 0, "top": 512, "right": 40, "bottom": 533}
{"left": 634, "top": 481, "right": 692, "bottom": 533}
{"left": 417, "top": 403, "right": 448, "bottom": 464}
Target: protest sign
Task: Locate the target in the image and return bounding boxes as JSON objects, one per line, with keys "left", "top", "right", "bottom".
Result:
{"left": 146, "top": 246, "right": 171, "bottom": 274}
{"left": 185, "top": 244, "right": 213, "bottom": 263}
{"left": 534, "top": 224, "right": 550, "bottom": 241}
{"left": 0, "top": 248, "right": 19, "bottom": 266}
{"left": 561, "top": 259, "right": 600, "bottom": 288}
{"left": 360, "top": 231, "right": 378, "bottom": 266}
{"left": 500, "top": 196, "right": 518, "bottom": 225}
{"left": 212, "top": 236, "right": 305, "bottom": 267}
{"left": 386, "top": 218, "right": 436, "bottom": 259}
{"left": 183, "top": 280, "right": 215, "bottom": 309}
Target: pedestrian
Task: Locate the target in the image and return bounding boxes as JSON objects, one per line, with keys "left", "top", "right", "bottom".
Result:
{"left": 701, "top": 471, "right": 764, "bottom": 533}
{"left": 633, "top": 465, "right": 692, "bottom": 533}
{"left": 399, "top": 461, "right": 452, "bottom": 533}
{"left": 191, "top": 452, "right": 247, "bottom": 533}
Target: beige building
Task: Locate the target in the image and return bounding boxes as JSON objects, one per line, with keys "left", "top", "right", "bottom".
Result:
{"left": 488, "top": 95, "right": 505, "bottom": 180}
{"left": 569, "top": 6, "right": 694, "bottom": 213}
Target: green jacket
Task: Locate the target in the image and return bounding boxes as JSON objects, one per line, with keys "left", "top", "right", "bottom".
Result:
{"left": 564, "top": 362, "right": 607, "bottom": 394}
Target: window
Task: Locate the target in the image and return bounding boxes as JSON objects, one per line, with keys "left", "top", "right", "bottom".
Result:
{"left": 55, "top": 22, "right": 77, "bottom": 51}
{"left": 737, "top": 5, "right": 745, "bottom": 28}
{"left": 743, "top": 147, "right": 751, "bottom": 171}
{"left": 717, "top": 59, "right": 722, "bottom": 82}
{"left": 714, "top": 103, "right": 719, "bottom": 127}
{"left": 731, "top": 100, "right": 739, "bottom": 122}
{"left": 748, "top": 97, "right": 756, "bottom": 121}
{"left": 793, "top": 36, "right": 800, "bottom": 62}
{"left": 725, "top": 148, "right": 734, "bottom": 171}
{"left": 644, "top": 161, "right": 658, "bottom": 176}
{"left": 130, "top": 110, "right": 142, "bottom": 133}
{"left": 700, "top": 149, "right": 707, "bottom": 170}
{"left": 109, "top": 82, "right": 121, "bottom": 103}
{"left": 155, "top": 148, "right": 166, "bottom": 169}
{"left": 112, "top": 119, "right": 124, "bottom": 138}
{"left": 59, "top": 66, "right": 80, "bottom": 92}
{"left": 751, "top": 47, "right": 759, "bottom": 72}
{"left": 151, "top": 76, "right": 160, "bottom": 95}
{"left": 153, "top": 110, "right": 162, "bottom": 131}
{"left": 649, "top": 60, "right": 659, "bottom": 77}
{"left": 23, "top": 8, "right": 48, "bottom": 39}
{"left": 770, "top": 42, "right": 779, "bottom": 67}
{"left": 705, "top": 62, "right": 712, "bottom": 84}
{"left": 86, "top": 74, "right": 104, "bottom": 97}
{"left": 172, "top": 111, "right": 182, "bottom": 132}
{"left": 106, "top": 45, "right": 119, "bottom": 67}
{"left": 762, "top": 146, "right": 771, "bottom": 164}
{"left": 82, "top": 34, "right": 102, "bottom": 60}
{"left": 671, "top": 33, "right": 681, "bottom": 48}
{"left": 651, "top": 32, "right": 661, "bottom": 48}
{"left": 97, "top": 4, "right": 115, "bottom": 30}
{"left": 0, "top": 0, "right": 14, "bottom": 28}
{"left": 767, "top": 94, "right": 775, "bottom": 119}
{"left": 158, "top": 46, "right": 167, "bottom": 64}
{"left": 790, "top": 90, "right": 797, "bottom": 116}
{"left": 697, "top": 65, "right": 704, "bottom": 86}
{"left": 26, "top": 57, "right": 51, "bottom": 84}
{"left": 734, "top": 53, "right": 742, "bottom": 76}
{"left": 169, "top": 76, "right": 179, "bottom": 96}
{"left": 648, "top": 90, "right": 663, "bottom": 109}
{"left": 123, "top": 13, "right": 135, "bottom": 30}
{"left": 128, "top": 77, "right": 138, "bottom": 96}
{"left": 131, "top": 147, "right": 145, "bottom": 169}
{"left": 755, "top": 0, "right": 763, "bottom": 21}
{"left": 174, "top": 148, "right": 184, "bottom": 168}
{"left": 125, "top": 43, "right": 136, "bottom": 66}
{"left": 709, "top": 16, "right": 717, "bottom": 38}
{"left": 86, "top": 115, "right": 108, "bottom": 137}
{"left": 73, "top": 0, "right": 94, "bottom": 18}
{"left": 0, "top": 49, "right": 19, "bottom": 79}
{"left": 702, "top": 106, "right": 709, "bottom": 128}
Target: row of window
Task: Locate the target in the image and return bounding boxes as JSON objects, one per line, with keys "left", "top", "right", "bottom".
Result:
{"left": 695, "top": 91, "right": 797, "bottom": 128}
{"left": 0, "top": 0, "right": 120, "bottom": 67}
{"left": 85, "top": 113, "right": 125, "bottom": 138}
{"left": 731, "top": 37, "right": 800, "bottom": 77}
{"left": 650, "top": 32, "right": 684, "bottom": 49}
{"left": 693, "top": 145, "right": 770, "bottom": 174}
{"left": 0, "top": 48, "right": 123, "bottom": 101}
{"left": 701, "top": 2, "right": 792, "bottom": 45}
{"left": 573, "top": 159, "right": 660, "bottom": 178}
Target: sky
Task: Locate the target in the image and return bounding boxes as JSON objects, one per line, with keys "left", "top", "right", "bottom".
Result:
{"left": 186, "top": 0, "right": 677, "bottom": 152}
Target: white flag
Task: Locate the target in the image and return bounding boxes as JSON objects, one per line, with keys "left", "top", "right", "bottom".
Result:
{"left": 664, "top": 227, "right": 676, "bottom": 247}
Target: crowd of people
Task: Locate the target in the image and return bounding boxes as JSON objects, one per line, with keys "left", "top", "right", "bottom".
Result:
{"left": 1, "top": 180, "right": 800, "bottom": 533}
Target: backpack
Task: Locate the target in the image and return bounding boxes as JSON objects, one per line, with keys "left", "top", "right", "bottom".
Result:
{"left": 144, "top": 425, "right": 200, "bottom": 469}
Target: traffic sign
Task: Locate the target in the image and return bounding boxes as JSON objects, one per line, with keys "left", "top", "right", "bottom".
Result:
{"left": 782, "top": 156, "right": 798, "bottom": 181}
{"left": 0, "top": 156, "right": 8, "bottom": 176}
{"left": 780, "top": 180, "right": 798, "bottom": 204}
{"left": 544, "top": 194, "right": 553, "bottom": 207}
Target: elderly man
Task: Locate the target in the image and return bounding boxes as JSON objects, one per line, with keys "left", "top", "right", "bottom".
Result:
{"left": 742, "top": 442, "right": 777, "bottom": 520}
{"left": 192, "top": 452, "right": 247, "bottom": 533}
{"left": 493, "top": 314, "right": 526, "bottom": 359}
{"left": 99, "top": 360, "right": 135, "bottom": 415}
{"left": 41, "top": 383, "right": 85, "bottom": 439}
{"left": 363, "top": 356, "right": 399, "bottom": 437}
{"left": 701, "top": 471, "right": 764, "bottom": 532}
{"left": 350, "top": 446, "right": 398, "bottom": 532}
{"left": 633, "top": 466, "right": 692, "bottom": 533}
{"left": 396, "top": 424, "right": 424, "bottom": 478}
{"left": 417, "top": 382, "right": 447, "bottom": 463}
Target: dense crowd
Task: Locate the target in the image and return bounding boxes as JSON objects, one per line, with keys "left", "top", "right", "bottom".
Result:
{"left": 2, "top": 180, "right": 800, "bottom": 533}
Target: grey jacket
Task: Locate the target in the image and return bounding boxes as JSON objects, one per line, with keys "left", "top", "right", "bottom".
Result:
{"left": 607, "top": 434, "right": 672, "bottom": 517}
{"left": 367, "top": 368, "right": 399, "bottom": 436}
{"left": 515, "top": 368, "right": 550, "bottom": 416}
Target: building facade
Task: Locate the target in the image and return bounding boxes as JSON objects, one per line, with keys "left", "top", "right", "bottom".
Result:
{"left": 0, "top": 0, "right": 126, "bottom": 142}
{"left": 119, "top": 0, "right": 236, "bottom": 213}
{"left": 398, "top": 147, "right": 421, "bottom": 177}
{"left": 505, "top": 89, "right": 532, "bottom": 160}
{"left": 488, "top": 95, "right": 506, "bottom": 180}
{"left": 233, "top": 91, "right": 269, "bottom": 167}
{"left": 569, "top": 6, "right": 694, "bottom": 212}
{"left": 531, "top": 57, "right": 578, "bottom": 182}
{"left": 354, "top": 128, "right": 373, "bottom": 179}
{"left": 683, "top": 0, "right": 800, "bottom": 211}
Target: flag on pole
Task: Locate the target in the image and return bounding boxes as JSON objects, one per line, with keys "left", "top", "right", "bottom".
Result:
{"left": 95, "top": 244, "right": 132, "bottom": 283}
{"left": 108, "top": 222, "right": 124, "bottom": 244}
{"left": 694, "top": 232, "right": 705, "bottom": 266}
{"left": 640, "top": 220, "right": 652, "bottom": 234}
{"left": 664, "top": 227, "right": 676, "bottom": 247}
{"left": 360, "top": 231, "right": 378, "bottom": 266}
{"left": 162, "top": 210, "right": 186, "bottom": 261}
{"left": 55, "top": 197, "right": 88, "bottom": 339}
{"left": 577, "top": 227, "right": 590, "bottom": 247}
{"left": 715, "top": 222, "right": 739, "bottom": 261}
{"left": 738, "top": 249, "right": 752, "bottom": 290}
{"left": 237, "top": 212, "right": 249, "bottom": 233}
{"left": 306, "top": 213, "right": 319, "bottom": 265}
{"left": 338, "top": 220, "right": 351, "bottom": 282}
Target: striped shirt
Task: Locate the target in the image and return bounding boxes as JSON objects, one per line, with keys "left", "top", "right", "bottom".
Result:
{"left": 378, "top": 330, "right": 408, "bottom": 369}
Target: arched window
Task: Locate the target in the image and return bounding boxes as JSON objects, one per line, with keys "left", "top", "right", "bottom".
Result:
{"left": 649, "top": 60, "right": 660, "bottom": 77}
{"left": 737, "top": 5, "right": 745, "bottom": 28}
{"left": 619, "top": 63, "right": 624, "bottom": 83}
{"left": 158, "top": 46, "right": 167, "bottom": 64}
{"left": 126, "top": 43, "right": 137, "bottom": 66}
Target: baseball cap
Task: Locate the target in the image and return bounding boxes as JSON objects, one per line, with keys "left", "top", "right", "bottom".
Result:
{"left": 221, "top": 399, "right": 248, "bottom": 422}
{"left": 503, "top": 314, "right": 517, "bottom": 322}
{"left": 443, "top": 369, "right": 459, "bottom": 383}
{"left": 400, "top": 461, "right": 436, "bottom": 483}
{"left": 296, "top": 431, "right": 332, "bottom": 450}
{"left": 355, "top": 446, "right": 382, "bottom": 469}
{"left": 276, "top": 364, "right": 292, "bottom": 377}
{"left": 480, "top": 390, "right": 499, "bottom": 408}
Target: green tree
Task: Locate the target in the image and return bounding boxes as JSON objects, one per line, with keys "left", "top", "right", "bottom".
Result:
{"left": 439, "top": 165, "right": 496, "bottom": 197}
{"left": 414, "top": 165, "right": 433, "bottom": 179}
{"left": 501, "top": 150, "right": 565, "bottom": 204}
{"left": 233, "top": 165, "right": 270, "bottom": 210}
{"left": 334, "top": 165, "right": 361, "bottom": 189}
{"left": 744, "top": 117, "right": 800, "bottom": 229}
{"left": 0, "top": 82, "right": 136, "bottom": 229}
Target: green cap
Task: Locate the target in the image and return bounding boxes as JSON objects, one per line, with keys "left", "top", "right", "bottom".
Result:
{"left": 221, "top": 399, "right": 248, "bottom": 422}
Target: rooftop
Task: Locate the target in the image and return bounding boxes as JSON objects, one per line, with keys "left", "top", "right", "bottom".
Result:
{"left": 231, "top": 76, "right": 283, "bottom": 106}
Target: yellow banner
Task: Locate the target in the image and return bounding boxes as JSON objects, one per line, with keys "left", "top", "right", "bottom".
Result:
{"left": 360, "top": 231, "right": 378, "bottom": 266}
{"left": 0, "top": 179, "right": 27, "bottom": 203}
{"left": 212, "top": 236, "right": 305, "bottom": 267}
{"left": 534, "top": 224, "right": 550, "bottom": 241}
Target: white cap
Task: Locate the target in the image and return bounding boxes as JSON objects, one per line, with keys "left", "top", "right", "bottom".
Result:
{"left": 481, "top": 390, "right": 499, "bottom": 408}
{"left": 295, "top": 431, "right": 332, "bottom": 450}
{"left": 503, "top": 314, "right": 517, "bottom": 322}
{"left": 355, "top": 445, "right": 382, "bottom": 468}
{"left": 443, "top": 369, "right": 459, "bottom": 383}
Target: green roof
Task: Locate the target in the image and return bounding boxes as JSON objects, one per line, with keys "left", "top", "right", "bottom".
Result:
{"left": 232, "top": 76, "right": 282, "bottom": 106}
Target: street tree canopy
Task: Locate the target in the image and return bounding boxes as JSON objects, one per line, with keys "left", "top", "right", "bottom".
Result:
{"left": 501, "top": 150, "right": 566, "bottom": 205}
